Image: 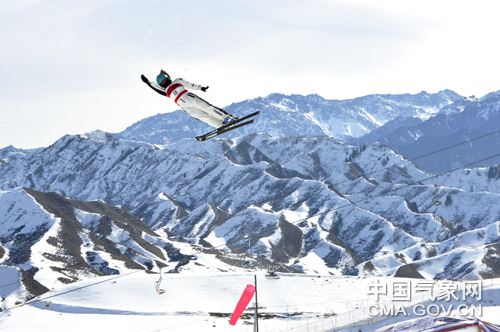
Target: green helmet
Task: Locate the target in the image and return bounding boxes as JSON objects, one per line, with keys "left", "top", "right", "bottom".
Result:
{"left": 156, "top": 70, "right": 172, "bottom": 88}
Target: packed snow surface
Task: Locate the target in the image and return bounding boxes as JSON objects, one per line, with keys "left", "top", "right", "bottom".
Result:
{"left": 1, "top": 272, "right": 500, "bottom": 332}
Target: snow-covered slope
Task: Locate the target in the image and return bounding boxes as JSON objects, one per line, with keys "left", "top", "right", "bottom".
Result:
{"left": 0, "top": 188, "right": 174, "bottom": 296}
{"left": 438, "top": 165, "right": 500, "bottom": 195}
{"left": 2, "top": 131, "right": 500, "bottom": 285}
{"left": 0, "top": 186, "right": 297, "bottom": 309}
{"left": 0, "top": 266, "right": 48, "bottom": 310}
{"left": 1, "top": 272, "right": 500, "bottom": 332}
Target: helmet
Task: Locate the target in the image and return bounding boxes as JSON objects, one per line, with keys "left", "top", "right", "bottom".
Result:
{"left": 156, "top": 70, "right": 172, "bottom": 88}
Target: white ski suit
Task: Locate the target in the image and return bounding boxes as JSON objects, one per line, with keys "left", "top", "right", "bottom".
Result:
{"left": 144, "top": 77, "right": 230, "bottom": 128}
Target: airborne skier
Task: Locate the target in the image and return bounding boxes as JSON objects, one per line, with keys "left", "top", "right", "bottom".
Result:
{"left": 141, "top": 70, "right": 259, "bottom": 141}
{"left": 141, "top": 70, "right": 237, "bottom": 127}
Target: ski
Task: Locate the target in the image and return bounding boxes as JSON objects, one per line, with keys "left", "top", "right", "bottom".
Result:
{"left": 196, "top": 111, "right": 260, "bottom": 141}
{"left": 196, "top": 120, "right": 254, "bottom": 141}
{"left": 196, "top": 120, "right": 255, "bottom": 141}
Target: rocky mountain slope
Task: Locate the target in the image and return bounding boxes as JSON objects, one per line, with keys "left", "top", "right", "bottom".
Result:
{"left": 1, "top": 131, "right": 500, "bottom": 287}
{"left": 0, "top": 187, "right": 183, "bottom": 303}
{"left": 0, "top": 186, "right": 287, "bottom": 310}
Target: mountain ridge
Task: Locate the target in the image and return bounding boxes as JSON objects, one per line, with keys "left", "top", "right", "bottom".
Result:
{"left": 2, "top": 131, "right": 500, "bottom": 284}
{"left": 351, "top": 90, "right": 500, "bottom": 173}
{"left": 2, "top": 89, "right": 500, "bottom": 310}
{"left": 115, "top": 90, "right": 461, "bottom": 145}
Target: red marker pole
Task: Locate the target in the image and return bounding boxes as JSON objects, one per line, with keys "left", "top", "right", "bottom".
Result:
{"left": 229, "top": 284, "right": 256, "bottom": 326}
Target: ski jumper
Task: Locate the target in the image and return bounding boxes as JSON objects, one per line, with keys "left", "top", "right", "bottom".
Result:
{"left": 144, "top": 77, "right": 230, "bottom": 128}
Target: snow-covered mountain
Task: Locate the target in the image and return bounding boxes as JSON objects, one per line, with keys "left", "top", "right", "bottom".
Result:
{"left": 113, "top": 88, "right": 500, "bottom": 174}
{"left": 2, "top": 129, "right": 500, "bottom": 296}
{"left": 0, "top": 145, "right": 29, "bottom": 166}
{"left": 116, "top": 90, "right": 461, "bottom": 144}
{"left": 352, "top": 91, "right": 500, "bottom": 173}
{"left": 0, "top": 187, "right": 178, "bottom": 298}
{"left": 3, "top": 89, "right": 500, "bottom": 319}
{"left": 0, "top": 186, "right": 291, "bottom": 310}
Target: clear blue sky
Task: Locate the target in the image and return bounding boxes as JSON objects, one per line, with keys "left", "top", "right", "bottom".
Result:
{"left": 1, "top": 0, "right": 500, "bottom": 149}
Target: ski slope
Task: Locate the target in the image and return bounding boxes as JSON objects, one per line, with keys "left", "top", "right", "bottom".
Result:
{"left": 1, "top": 272, "right": 500, "bottom": 332}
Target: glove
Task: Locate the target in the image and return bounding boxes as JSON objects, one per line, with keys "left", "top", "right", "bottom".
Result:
{"left": 141, "top": 75, "right": 148, "bottom": 83}
{"left": 201, "top": 86, "right": 209, "bottom": 92}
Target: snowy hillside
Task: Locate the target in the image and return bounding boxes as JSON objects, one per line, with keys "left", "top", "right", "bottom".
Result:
{"left": 353, "top": 91, "right": 500, "bottom": 173}
{"left": 2, "top": 131, "right": 500, "bottom": 290}
{"left": 116, "top": 90, "right": 461, "bottom": 144}
{"left": 0, "top": 186, "right": 280, "bottom": 278}
{"left": 0, "top": 188, "right": 171, "bottom": 293}
{"left": 0, "top": 187, "right": 292, "bottom": 310}
{"left": 438, "top": 165, "right": 500, "bottom": 195}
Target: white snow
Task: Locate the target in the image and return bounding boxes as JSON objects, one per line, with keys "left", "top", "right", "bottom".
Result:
{"left": 74, "top": 209, "right": 101, "bottom": 230}
{"left": 0, "top": 266, "right": 27, "bottom": 309}
{"left": 1, "top": 273, "right": 500, "bottom": 332}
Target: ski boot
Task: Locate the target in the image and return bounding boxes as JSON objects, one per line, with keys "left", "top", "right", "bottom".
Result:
{"left": 222, "top": 115, "right": 238, "bottom": 125}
